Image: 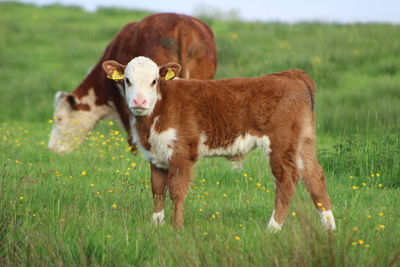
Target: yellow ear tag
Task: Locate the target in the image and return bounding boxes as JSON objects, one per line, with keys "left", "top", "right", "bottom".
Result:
{"left": 165, "top": 68, "right": 175, "bottom": 81}
{"left": 108, "top": 69, "right": 124, "bottom": 80}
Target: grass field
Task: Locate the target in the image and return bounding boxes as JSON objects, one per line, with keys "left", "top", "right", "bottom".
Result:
{"left": 1, "top": 2, "right": 399, "bottom": 266}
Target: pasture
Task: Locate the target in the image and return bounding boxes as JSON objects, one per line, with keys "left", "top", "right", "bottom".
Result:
{"left": 1, "top": 2, "right": 399, "bottom": 266}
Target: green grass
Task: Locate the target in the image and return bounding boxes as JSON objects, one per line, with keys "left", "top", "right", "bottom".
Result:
{"left": 1, "top": 2, "right": 399, "bottom": 266}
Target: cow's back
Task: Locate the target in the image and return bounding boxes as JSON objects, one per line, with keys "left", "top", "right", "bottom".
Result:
{"left": 104, "top": 13, "right": 217, "bottom": 79}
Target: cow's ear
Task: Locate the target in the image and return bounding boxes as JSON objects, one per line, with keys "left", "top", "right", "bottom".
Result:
{"left": 66, "top": 94, "right": 78, "bottom": 109}
{"left": 159, "top": 63, "right": 181, "bottom": 81}
{"left": 54, "top": 91, "right": 67, "bottom": 106}
{"left": 102, "top": 60, "right": 126, "bottom": 81}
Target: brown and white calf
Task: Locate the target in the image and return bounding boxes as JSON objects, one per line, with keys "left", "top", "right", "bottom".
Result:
{"left": 48, "top": 13, "right": 217, "bottom": 154}
{"left": 102, "top": 56, "right": 336, "bottom": 231}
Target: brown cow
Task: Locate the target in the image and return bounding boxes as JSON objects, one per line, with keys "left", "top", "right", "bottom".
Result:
{"left": 48, "top": 13, "right": 217, "bottom": 154}
{"left": 102, "top": 56, "right": 336, "bottom": 231}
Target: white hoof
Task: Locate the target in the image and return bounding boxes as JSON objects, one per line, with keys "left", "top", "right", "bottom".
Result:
{"left": 319, "top": 210, "right": 336, "bottom": 231}
{"left": 267, "top": 210, "right": 282, "bottom": 232}
{"left": 152, "top": 210, "right": 165, "bottom": 225}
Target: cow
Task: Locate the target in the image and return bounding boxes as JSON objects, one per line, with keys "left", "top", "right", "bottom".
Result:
{"left": 48, "top": 13, "right": 217, "bottom": 154}
{"left": 102, "top": 56, "right": 337, "bottom": 231}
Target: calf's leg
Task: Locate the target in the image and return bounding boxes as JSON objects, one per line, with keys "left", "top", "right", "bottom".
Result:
{"left": 168, "top": 159, "right": 194, "bottom": 229}
{"left": 267, "top": 149, "right": 300, "bottom": 232}
{"left": 300, "top": 145, "right": 336, "bottom": 230}
{"left": 151, "top": 164, "right": 168, "bottom": 225}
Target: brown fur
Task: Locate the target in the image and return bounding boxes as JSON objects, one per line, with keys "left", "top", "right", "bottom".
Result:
{"left": 67, "top": 13, "right": 217, "bottom": 150}
{"left": 135, "top": 68, "right": 332, "bottom": 229}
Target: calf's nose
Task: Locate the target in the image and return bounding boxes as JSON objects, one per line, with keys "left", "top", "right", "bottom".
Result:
{"left": 131, "top": 98, "right": 147, "bottom": 108}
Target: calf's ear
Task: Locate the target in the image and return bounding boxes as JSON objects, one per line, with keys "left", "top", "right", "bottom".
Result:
{"left": 159, "top": 63, "right": 182, "bottom": 81}
{"left": 102, "top": 60, "right": 126, "bottom": 81}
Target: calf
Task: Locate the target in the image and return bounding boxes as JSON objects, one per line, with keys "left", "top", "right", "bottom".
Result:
{"left": 103, "top": 57, "right": 336, "bottom": 231}
{"left": 48, "top": 13, "right": 217, "bottom": 154}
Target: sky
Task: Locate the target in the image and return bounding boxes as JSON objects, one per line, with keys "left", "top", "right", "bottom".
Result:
{"left": 14, "top": 0, "right": 400, "bottom": 23}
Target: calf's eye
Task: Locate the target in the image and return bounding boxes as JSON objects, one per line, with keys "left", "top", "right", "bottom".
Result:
{"left": 151, "top": 79, "right": 157, "bottom": 86}
{"left": 126, "top": 78, "right": 132, "bottom": 86}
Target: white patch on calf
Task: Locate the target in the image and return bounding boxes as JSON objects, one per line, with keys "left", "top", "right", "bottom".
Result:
{"left": 131, "top": 116, "right": 177, "bottom": 169}
{"left": 296, "top": 155, "right": 304, "bottom": 171}
{"left": 319, "top": 210, "right": 336, "bottom": 231}
{"left": 152, "top": 210, "right": 165, "bottom": 225}
{"left": 267, "top": 210, "right": 282, "bottom": 232}
{"left": 198, "top": 133, "right": 271, "bottom": 158}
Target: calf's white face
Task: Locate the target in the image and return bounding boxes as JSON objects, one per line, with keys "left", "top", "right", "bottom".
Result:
{"left": 102, "top": 57, "right": 181, "bottom": 117}
{"left": 124, "top": 57, "right": 160, "bottom": 116}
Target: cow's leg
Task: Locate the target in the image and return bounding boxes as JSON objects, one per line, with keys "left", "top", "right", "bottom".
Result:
{"left": 151, "top": 164, "right": 168, "bottom": 225}
{"left": 299, "top": 144, "right": 336, "bottom": 230}
{"left": 267, "top": 148, "right": 300, "bottom": 232}
{"left": 168, "top": 159, "right": 193, "bottom": 229}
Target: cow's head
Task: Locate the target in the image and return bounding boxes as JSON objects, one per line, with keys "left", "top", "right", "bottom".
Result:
{"left": 48, "top": 90, "right": 99, "bottom": 154}
{"left": 102, "top": 57, "right": 181, "bottom": 116}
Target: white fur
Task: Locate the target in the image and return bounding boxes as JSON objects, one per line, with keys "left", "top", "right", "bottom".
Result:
{"left": 297, "top": 156, "right": 304, "bottom": 171}
{"left": 131, "top": 116, "right": 177, "bottom": 169}
{"left": 48, "top": 88, "right": 113, "bottom": 154}
{"left": 123, "top": 57, "right": 160, "bottom": 116}
{"left": 152, "top": 210, "right": 165, "bottom": 225}
{"left": 319, "top": 210, "right": 336, "bottom": 231}
{"left": 198, "top": 133, "right": 271, "bottom": 158}
{"left": 267, "top": 210, "right": 282, "bottom": 232}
